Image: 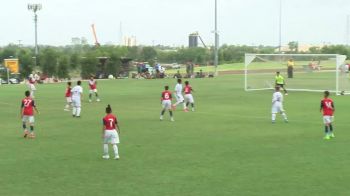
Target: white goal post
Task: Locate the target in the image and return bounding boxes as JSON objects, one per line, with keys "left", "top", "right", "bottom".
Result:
{"left": 244, "top": 53, "right": 349, "bottom": 95}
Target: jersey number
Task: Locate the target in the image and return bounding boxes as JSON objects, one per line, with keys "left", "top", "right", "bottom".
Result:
{"left": 164, "top": 93, "right": 170, "bottom": 99}
{"left": 23, "top": 100, "right": 32, "bottom": 107}
{"left": 108, "top": 118, "right": 114, "bottom": 127}
{"left": 325, "top": 101, "right": 332, "bottom": 109}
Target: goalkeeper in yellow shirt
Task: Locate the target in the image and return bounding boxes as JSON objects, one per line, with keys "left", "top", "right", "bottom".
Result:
{"left": 275, "top": 72, "right": 288, "bottom": 95}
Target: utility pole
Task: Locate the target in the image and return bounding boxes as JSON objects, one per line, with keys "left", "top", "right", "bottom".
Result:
{"left": 28, "top": 3, "right": 42, "bottom": 67}
{"left": 278, "top": 0, "right": 282, "bottom": 53}
{"left": 214, "top": 0, "right": 219, "bottom": 75}
{"left": 346, "top": 15, "right": 350, "bottom": 46}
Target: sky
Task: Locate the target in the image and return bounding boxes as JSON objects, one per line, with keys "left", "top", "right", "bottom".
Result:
{"left": 1, "top": 0, "right": 350, "bottom": 47}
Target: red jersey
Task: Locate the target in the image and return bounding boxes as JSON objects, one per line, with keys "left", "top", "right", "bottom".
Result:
{"left": 65, "top": 87, "right": 72, "bottom": 97}
{"left": 21, "top": 97, "right": 35, "bottom": 116}
{"left": 184, "top": 85, "right": 192, "bottom": 94}
{"left": 320, "top": 98, "right": 334, "bottom": 116}
{"left": 89, "top": 79, "right": 97, "bottom": 90}
{"left": 103, "top": 114, "right": 117, "bottom": 130}
{"left": 29, "top": 78, "right": 35, "bottom": 84}
{"left": 161, "top": 90, "right": 172, "bottom": 101}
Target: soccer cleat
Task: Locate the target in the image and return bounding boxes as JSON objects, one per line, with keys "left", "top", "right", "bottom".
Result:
{"left": 64, "top": 108, "right": 70, "bottom": 111}
{"left": 28, "top": 133, "right": 35, "bottom": 139}
{"left": 285, "top": 93, "right": 288, "bottom": 95}
{"left": 284, "top": 119, "right": 288, "bottom": 123}
{"left": 183, "top": 108, "right": 189, "bottom": 112}
{"left": 191, "top": 108, "right": 195, "bottom": 112}
{"left": 72, "top": 115, "right": 76, "bottom": 117}
{"left": 89, "top": 99, "right": 92, "bottom": 103}
{"left": 323, "top": 135, "right": 331, "bottom": 140}
{"left": 330, "top": 133, "right": 335, "bottom": 138}
{"left": 160, "top": 116, "right": 163, "bottom": 121}
{"left": 170, "top": 118, "right": 175, "bottom": 122}
{"left": 272, "top": 121, "right": 275, "bottom": 124}
{"left": 23, "top": 130, "right": 29, "bottom": 138}
{"left": 114, "top": 155, "right": 120, "bottom": 160}
{"left": 102, "top": 155, "right": 110, "bottom": 159}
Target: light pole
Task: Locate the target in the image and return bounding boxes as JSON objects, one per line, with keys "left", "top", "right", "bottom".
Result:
{"left": 214, "top": 0, "right": 219, "bottom": 75}
{"left": 278, "top": 0, "right": 282, "bottom": 53}
{"left": 28, "top": 3, "right": 42, "bottom": 67}
{"left": 346, "top": 15, "right": 350, "bottom": 46}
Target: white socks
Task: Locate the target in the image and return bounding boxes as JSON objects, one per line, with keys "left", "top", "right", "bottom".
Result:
{"left": 76, "top": 107, "right": 81, "bottom": 117}
{"left": 103, "top": 144, "right": 119, "bottom": 157}
{"left": 281, "top": 112, "right": 288, "bottom": 120}
{"left": 112, "top": 144, "right": 119, "bottom": 157}
{"left": 272, "top": 113, "right": 288, "bottom": 121}
{"left": 272, "top": 113, "right": 276, "bottom": 121}
{"left": 103, "top": 144, "right": 108, "bottom": 155}
{"left": 72, "top": 107, "right": 77, "bottom": 116}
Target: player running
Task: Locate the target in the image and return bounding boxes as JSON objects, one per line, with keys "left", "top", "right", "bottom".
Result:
{"left": 64, "top": 82, "right": 72, "bottom": 111}
{"left": 320, "top": 91, "right": 335, "bottom": 140}
{"left": 160, "top": 85, "right": 174, "bottom": 121}
{"left": 172, "top": 79, "right": 186, "bottom": 111}
{"left": 88, "top": 76, "right": 100, "bottom": 102}
{"left": 184, "top": 81, "right": 195, "bottom": 112}
{"left": 27, "top": 74, "right": 36, "bottom": 98}
{"left": 71, "top": 80, "right": 83, "bottom": 117}
{"left": 21, "top": 90, "right": 39, "bottom": 138}
{"left": 271, "top": 86, "right": 288, "bottom": 123}
{"left": 275, "top": 72, "right": 288, "bottom": 95}
{"left": 102, "top": 104, "right": 121, "bottom": 160}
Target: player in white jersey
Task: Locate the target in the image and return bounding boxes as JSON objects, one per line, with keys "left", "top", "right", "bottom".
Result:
{"left": 71, "top": 80, "right": 83, "bottom": 117}
{"left": 27, "top": 74, "right": 36, "bottom": 98}
{"left": 271, "top": 86, "right": 288, "bottom": 123}
{"left": 172, "top": 79, "right": 186, "bottom": 111}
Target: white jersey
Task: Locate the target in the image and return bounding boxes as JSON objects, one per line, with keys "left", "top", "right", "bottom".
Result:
{"left": 71, "top": 85, "right": 83, "bottom": 99}
{"left": 272, "top": 92, "right": 283, "bottom": 104}
{"left": 175, "top": 83, "right": 183, "bottom": 95}
{"left": 272, "top": 91, "right": 284, "bottom": 113}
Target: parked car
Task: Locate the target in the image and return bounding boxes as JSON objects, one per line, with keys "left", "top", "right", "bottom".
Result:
{"left": 171, "top": 63, "right": 181, "bottom": 69}
{"left": 0, "top": 78, "right": 20, "bottom": 84}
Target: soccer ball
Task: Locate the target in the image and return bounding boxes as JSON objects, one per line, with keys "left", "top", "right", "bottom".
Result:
{"left": 108, "top": 74, "right": 114, "bottom": 79}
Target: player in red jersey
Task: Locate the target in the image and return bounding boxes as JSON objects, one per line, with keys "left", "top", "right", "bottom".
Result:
{"left": 320, "top": 91, "right": 335, "bottom": 140}
{"left": 88, "top": 76, "right": 100, "bottom": 102}
{"left": 64, "top": 82, "right": 72, "bottom": 111}
{"left": 102, "top": 105, "right": 120, "bottom": 160}
{"left": 183, "top": 81, "right": 195, "bottom": 112}
{"left": 21, "top": 90, "right": 39, "bottom": 138}
{"left": 160, "top": 85, "right": 174, "bottom": 121}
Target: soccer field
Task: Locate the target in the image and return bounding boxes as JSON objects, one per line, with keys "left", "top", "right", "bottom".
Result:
{"left": 1, "top": 75, "right": 350, "bottom": 196}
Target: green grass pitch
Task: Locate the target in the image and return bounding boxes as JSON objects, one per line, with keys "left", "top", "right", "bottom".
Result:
{"left": 0, "top": 75, "right": 349, "bottom": 196}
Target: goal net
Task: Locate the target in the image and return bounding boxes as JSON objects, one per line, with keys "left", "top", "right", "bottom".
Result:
{"left": 244, "top": 54, "right": 349, "bottom": 95}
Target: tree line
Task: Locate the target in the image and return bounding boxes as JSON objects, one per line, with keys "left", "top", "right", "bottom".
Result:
{"left": 1, "top": 43, "right": 350, "bottom": 79}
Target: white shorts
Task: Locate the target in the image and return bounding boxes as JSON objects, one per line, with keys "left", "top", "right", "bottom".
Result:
{"left": 184, "top": 94, "right": 194, "bottom": 103}
{"left": 89, "top": 89, "right": 97, "bottom": 93}
{"left": 72, "top": 98, "right": 81, "bottom": 107}
{"left": 162, "top": 100, "right": 172, "bottom": 110}
{"left": 104, "top": 130, "right": 120, "bottom": 144}
{"left": 22, "top": 115, "right": 34, "bottom": 124}
{"left": 66, "top": 97, "right": 72, "bottom": 103}
{"left": 175, "top": 94, "right": 184, "bottom": 102}
{"left": 29, "top": 84, "right": 36, "bottom": 91}
{"left": 323, "top": 116, "right": 334, "bottom": 124}
{"left": 271, "top": 103, "right": 284, "bottom": 113}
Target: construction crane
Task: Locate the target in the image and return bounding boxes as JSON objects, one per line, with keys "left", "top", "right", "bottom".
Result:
{"left": 91, "top": 24, "right": 100, "bottom": 47}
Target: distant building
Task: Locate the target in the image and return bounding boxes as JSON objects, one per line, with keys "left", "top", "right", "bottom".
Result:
{"left": 189, "top": 33, "right": 198, "bottom": 48}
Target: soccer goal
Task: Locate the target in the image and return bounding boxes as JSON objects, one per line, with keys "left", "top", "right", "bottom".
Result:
{"left": 244, "top": 54, "right": 349, "bottom": 95}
